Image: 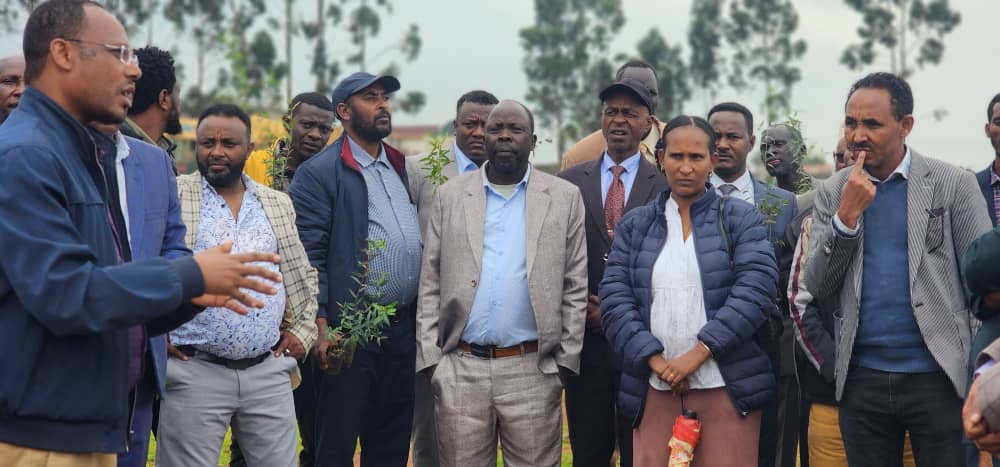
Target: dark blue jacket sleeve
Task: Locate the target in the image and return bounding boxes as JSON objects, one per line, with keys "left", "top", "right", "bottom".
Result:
{"left": 289, "top": 165, "right": 331, "bottom": 319}
{"left": 599, "top": 213, "right": 664, "bottom": 375}
{"left": 698, "top": 205, "right": 779, "bottom": 359}
{"left": 0, "top": 147, "right": 205, "bottom": 336}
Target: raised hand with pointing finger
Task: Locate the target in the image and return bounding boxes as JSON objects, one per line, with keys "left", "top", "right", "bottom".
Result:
{"left": 835, "top": 151, "right": 876, "bottom": 230}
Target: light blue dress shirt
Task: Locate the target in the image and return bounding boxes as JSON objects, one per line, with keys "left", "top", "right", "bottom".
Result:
{"left": 452, "top": 143, "right": 479, "bottom": 175}
{"left": 600, "top": 151, "right": 642, "bottom": 205}
{"left": 461, "top": 164, "right": 539, "bottom": 347}
{"left": 170, "top": 175, "right": 285, "bottom": 360}
{"left": 349, "top": 136, "right": 423, "bottom": 306}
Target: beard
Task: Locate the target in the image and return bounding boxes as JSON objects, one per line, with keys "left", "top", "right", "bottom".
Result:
{"left": 197, "top": 156, "right": 247, "bottom": 189}
{"left": 165, "top": 107, "right": 182, "bottom": 135}
{"left": 352, "top": 110, "right": 392, "bottom": 142}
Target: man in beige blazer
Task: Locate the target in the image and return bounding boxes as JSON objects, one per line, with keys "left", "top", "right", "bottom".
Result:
{"left": 416, "top": 100, "right": 588, "bottom": 467}
{"left": 405, "top": 90, "right": 498, "bottom": 467}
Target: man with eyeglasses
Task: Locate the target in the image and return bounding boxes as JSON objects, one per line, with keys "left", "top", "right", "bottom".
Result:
{"left": 556, "top": 78, "right": 666, "bottom": 467}
{"left": 0, "top": 2, "right": 284, "bottom": 465}
{"left": 290, "top": 72, "right": 421, "bottom": 466}
{"left": 0, "top": 55, "right": 24, "bottom": 126}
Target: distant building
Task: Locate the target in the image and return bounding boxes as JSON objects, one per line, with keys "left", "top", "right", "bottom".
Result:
{"left": 386, "top": 124, "right": 446, "bottom": 155}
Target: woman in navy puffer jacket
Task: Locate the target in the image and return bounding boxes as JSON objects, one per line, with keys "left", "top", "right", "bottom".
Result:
{"left": 599, "top": 115, "right": 778, "bottom": 466}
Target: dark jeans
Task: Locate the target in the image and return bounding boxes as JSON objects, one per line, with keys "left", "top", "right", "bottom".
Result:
{"left": 565, "top": 332, "right": 632, "bottom": 467}
{"left": 313, "top": 312, "right": 416, "bottom": 467}
{"left": 839, "top": 367, "right": 964, "bottom": 467}
{"left": 229, "top": 355, "right": 320, "bottom": 467}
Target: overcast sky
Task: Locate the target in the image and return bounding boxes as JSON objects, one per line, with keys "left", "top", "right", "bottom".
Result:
{"left": 2, "top": 0, "right": 997, "bottom": 169}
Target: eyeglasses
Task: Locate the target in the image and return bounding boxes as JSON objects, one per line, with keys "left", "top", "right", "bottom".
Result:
{"left": 64, "top": 39, "right": 138, "bottom": 66}
{"left": 833, "top": 151, "right": 846, "bottom": 163}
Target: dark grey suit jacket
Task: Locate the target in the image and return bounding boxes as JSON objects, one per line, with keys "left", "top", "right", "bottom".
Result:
{"left": 557, "top": 156, "right": 668, "bottom": 295}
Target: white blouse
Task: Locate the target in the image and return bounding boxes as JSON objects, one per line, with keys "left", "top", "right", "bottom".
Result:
{"left": 648, "top": 197, "right": 726, "bottom": 391}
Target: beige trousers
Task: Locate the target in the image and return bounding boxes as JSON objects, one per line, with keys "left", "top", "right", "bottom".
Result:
{"left": 431, "top": 351, "right": 563, "bottom": 467}
{"left": 0, "top": 441, "right": 115, "bottom": 467}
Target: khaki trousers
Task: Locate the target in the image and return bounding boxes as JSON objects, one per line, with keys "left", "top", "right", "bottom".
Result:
{"left": 0, "top": 441, "right": 115, "bottom": 467}
{"left": 432, "top": 351, "right": 563, "bottom": 467}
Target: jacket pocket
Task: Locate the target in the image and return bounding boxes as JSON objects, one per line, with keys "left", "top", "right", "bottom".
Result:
{"left": 926, "top": 209, "right": 945, "bottom": 253}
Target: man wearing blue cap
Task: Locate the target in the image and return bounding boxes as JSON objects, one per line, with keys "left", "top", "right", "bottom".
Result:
{"left": 290, "top": 72, "right": 421, "bottom": 466}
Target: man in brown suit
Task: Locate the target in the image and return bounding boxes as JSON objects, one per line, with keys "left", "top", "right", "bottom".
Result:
{"left": 416, "top": 100, "right": 588, "bottom": 466}
{"left": 560, "top": 60, "right": 665, "bottom": 171}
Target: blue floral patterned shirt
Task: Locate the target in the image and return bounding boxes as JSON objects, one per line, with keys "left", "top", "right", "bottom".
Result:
{"left": 170, "top": 175, "right": 286, "bottom": 359}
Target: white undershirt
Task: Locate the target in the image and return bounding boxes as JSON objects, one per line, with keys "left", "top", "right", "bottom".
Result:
{"left": 648, "top": 196, "right": 725, "bottom": 391}
{"left": 113, "top": 131, "right": 132, "bottom": 244}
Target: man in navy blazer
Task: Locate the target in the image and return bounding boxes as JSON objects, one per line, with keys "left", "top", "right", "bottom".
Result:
{"left": 104, "top": 127, "right": 190, "bottom": 467}
{"left": 708, "top": 102, "right": 798, "bottom": 467}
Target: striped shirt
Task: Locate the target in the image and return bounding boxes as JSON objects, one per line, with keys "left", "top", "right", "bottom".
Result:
{"left": 349, "top": 136, "right": 422, "bottom": 306}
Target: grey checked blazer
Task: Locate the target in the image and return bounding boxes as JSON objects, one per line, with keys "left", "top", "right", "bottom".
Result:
{"left": 804, "top": 149, "right": 992, "bottom": 399}
{"left": 176, "top": 174, "right": 319, "bottom": 351}
{"left": 415, "top": 166, "right": 589, "bottom": 375}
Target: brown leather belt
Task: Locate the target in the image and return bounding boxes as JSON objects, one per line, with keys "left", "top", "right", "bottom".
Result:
{"left": 458, "top": 340, "right": 538, "bottom": 359}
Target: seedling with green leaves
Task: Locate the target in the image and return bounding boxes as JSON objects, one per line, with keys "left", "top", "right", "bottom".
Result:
{"left": 420, "top": 135, "right": 452, "bottom": 193}
{"left": 325, "top": 239, "right": 397, "bottom": 372}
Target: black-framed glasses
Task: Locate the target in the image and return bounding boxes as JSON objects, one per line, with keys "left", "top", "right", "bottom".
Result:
{"left": 833, "top": 151, "right": 846, "bottom": 163}
{"left": 64, "top": 39, "right": 138, "bottom": 66}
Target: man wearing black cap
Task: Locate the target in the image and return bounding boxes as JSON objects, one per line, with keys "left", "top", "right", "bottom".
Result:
{"left": 561, "top": 60, "right": 665, "bottom": 171}
{"left": 290, "top": 72, "right": 421, "bottom": 467}
{"left": 557, "top": 78, "right": 667, "bottom": 467}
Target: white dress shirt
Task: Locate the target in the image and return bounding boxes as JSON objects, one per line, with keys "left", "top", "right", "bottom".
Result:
{"left": 113, "top": 131, "right": 132, "bottom": 243}
{"left": 710, "top": 168, "right": 755, "bottom": 205}
{"left": 648, "top": 196, "right": 725, "bottom": 391}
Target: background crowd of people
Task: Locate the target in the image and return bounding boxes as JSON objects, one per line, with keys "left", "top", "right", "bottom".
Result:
{"left": 3, "top": 1, "right": 1000, "bottom": 467}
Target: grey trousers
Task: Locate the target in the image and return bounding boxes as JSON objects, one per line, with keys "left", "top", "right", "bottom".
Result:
{"left": 156, "top": 354, "right": 298, "bottom": 467}
{"left": 432, "top": 351, "right": 563, "bottom": 467}
{"left": 411, "top": 371, "right": 440, "bottom": 467}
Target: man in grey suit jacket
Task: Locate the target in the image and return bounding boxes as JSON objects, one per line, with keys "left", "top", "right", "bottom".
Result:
{"left": 416, "top": 100, "right": 588, "bottom": 467}
{"left": 405, "top": 90, "right": 497, "bottom": 467}
{"left": 557, "top": 77, "right": 667, "bottom": 467}
{"left": 805, "top": 72, "right": 991, "bottom": 466}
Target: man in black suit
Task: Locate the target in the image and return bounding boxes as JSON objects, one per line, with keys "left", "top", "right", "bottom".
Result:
{"left": 557, "top": 77, "right": 668, "bottom": 467}
{"left": 977, "top": 92, "right": 1000, "bottom": 228}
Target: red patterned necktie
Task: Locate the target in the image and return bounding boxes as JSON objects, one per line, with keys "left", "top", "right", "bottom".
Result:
{"left": 605, "top": 165, "right": 626, "bottom": 240}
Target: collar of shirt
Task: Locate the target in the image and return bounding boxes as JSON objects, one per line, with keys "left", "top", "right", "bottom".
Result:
{"left": 452, "top": 143, "right": 479, "bottom": 175}
{"left": 601, "top": 151, "right": 641, "bottom": 176}
{"left": 113, "top": 131, "right": 131, "bottom": 163}
{"left": 710, "top": 167, "right": 754, "bottom": 194}
{"left": 480, "top": 161, "right": 531, "bottom": 200}
{"left": 990, "top": 161, "right": 1000, "bottom": 186}
{"left": 201, "top": 172, "right": 258, "bottom": 200}
{"left": 865, "top": 146, "right": 912, "bottom": 183}
{"left": 347, "top": 135, "right": 389, "bottom": 169}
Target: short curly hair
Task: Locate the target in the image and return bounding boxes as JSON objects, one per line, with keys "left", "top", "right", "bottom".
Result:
{"left": 129, "top": 46, "right": 176, "bottom": 115}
